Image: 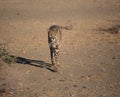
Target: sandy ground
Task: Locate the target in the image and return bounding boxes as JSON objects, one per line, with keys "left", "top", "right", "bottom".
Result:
{"left": 0, "top": 0, "right": 120, "bottom": 97}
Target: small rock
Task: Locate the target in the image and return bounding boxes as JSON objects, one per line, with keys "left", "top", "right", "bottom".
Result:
{"left": 82, "top": 86, "right": 86, "bottom": 89}
{"left": 73, "top": 84, "right": 77, "bottom": 87}
{"left": 48, "top": 78, "right": 51, "bottom": 80}
{"left": 59, "top": 79, "right": 65, "bottom": 82}
{"left": 16, "top": 12, "right": 20, "bottom": 15}
{"left": 112, "top": 57, "right": 116, "bottom": 59}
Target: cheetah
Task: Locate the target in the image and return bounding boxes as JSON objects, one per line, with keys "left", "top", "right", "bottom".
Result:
{"left": 48, "top": 25, "right": 72, "bottom": 69}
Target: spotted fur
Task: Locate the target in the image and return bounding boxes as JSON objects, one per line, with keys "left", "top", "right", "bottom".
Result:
{"left": 48, "top": 25, "right": 72, "bottom": 67}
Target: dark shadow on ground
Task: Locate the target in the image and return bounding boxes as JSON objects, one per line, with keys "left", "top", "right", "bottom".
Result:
{"left": 0, "top": 45, "right": 57, "bottom": 72}
{"left": 11, "top": 56, "right": 57, "bottom": 72}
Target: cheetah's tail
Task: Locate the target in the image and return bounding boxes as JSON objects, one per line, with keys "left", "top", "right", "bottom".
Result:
{"left": 60, "top": 25, "right": 73, "bottom": 30}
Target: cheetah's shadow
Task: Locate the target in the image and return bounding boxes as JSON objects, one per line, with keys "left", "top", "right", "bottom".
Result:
{"left": 14, "top": 56, "right": 57, "bottom": 72}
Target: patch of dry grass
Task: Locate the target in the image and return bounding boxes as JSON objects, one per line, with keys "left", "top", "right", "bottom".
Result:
{"left": 0, "top": 44, "right": 17, "bottom": 65}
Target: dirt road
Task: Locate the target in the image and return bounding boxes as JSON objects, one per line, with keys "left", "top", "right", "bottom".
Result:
{"left": 0, "top": 0, "right": 120, "bottom": 97}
